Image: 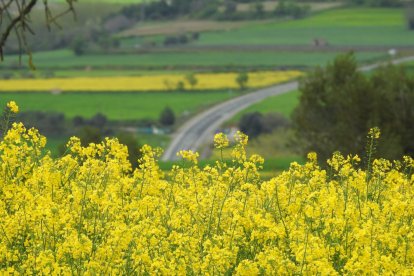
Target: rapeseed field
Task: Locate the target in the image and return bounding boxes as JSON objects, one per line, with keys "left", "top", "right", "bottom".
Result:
{"left": 0, "top": 71, "right": 302, "bottom": 92}
{"left": 0, "top": 103, "right": 413, "bottom": 274}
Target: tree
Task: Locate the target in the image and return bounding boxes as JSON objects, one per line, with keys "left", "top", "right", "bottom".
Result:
{"left": 239, "top": 112, "right": 289, "bottom": 139}
{"left": 253, "top": 2, "right": 265, "bottom": 18}
{"left": 159, "top": 107, "right": 175, "bottom": 126}
{"left": 89, "top": 113, "right": 108, "bottom": 130}
{"left": 224, "top": 0, "right": 237, "bottom": 15}
{"left": 406, "top": 1, "right": 414, "bottom": 30}
{"left": 236, "top": 72, "right": 249, "bottom": 90}
{"left": 239, "top": 112, "right": 264, "bottom": 139}
{"left": 117, "top": 132, "right": 142, "bottom": 168}
{"left": 274, "top": 0, "right": 309, "bottom": 19}
{"left": 71, "top": 37, "right": 87, "bottom": 56}
{"left": 185, "top": 73, "right": 198, "bottom": 89}
{"left": 78, "top": 126, "right": 103, "bottom": 147}
{"left": 17, "top": 111, "right": 65, "bottom": 135}
{"left": 0, "top": 0, "right": 76, "bottom": 65}
{"left": 292, "top": 53, "right": 414, "bottom": 161}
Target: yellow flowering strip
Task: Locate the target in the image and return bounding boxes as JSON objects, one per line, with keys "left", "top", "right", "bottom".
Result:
{"left": 0, "top": 71, "right": 302, "bottom": 92}
{"left": 1, "top": 121, "right": 414, "bottom": 273}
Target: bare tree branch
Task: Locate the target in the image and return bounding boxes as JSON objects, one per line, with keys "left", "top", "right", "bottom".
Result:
{"left": 0, "top": 0, "right": 76, "bottom": 65}
{"left": 0, "top": 0, "right": 37, "bottom": 61}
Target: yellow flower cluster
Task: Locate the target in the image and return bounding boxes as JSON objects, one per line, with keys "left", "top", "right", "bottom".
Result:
{"left": 0, "top": 71, "right": 302, "bottom": 92}
{"left": 0, "top": 123, "right": 413, "bottom": 274}
{"left": 6, "top": 101, "right": 18, "bottom": 113}
{"left": 214, "top": 132, "right": 229, "bottom": 149}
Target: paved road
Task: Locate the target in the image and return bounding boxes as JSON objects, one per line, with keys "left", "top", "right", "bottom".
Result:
{"left": 161, "top": 55, "right": 414, "bottom": 161}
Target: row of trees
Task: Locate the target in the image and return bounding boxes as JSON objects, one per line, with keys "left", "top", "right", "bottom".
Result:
{"left": 117, "top": 0, "right": 310, "bottom": 22}
{"left": 296, "top": 0, "right": 403, "bottom": 6}
{"left": 347, "top": 0, "right": 403, "bottom": 7}
{"left": 116, "top": 0, "right": 409, "bottom": 23}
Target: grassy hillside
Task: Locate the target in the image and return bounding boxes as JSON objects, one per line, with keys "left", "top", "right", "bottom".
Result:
{"left": 193, "top": 8, "right": 411, "bottom": 46}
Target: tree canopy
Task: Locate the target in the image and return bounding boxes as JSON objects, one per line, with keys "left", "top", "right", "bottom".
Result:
{"left": 292, "top": 53, "right": 414, "bottom": 161}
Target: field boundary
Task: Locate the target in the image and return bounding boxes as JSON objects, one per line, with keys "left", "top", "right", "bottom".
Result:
{"left": 109, "top": 45, "right": 414, "bottom": 54}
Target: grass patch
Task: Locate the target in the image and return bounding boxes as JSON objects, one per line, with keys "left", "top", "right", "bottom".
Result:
{"left": 0, "top": 91, "right": 237, "bottom": 121}
{"left": 1, "top": 49, "right": 386, "bottom": 70}
{"left": 230, "top": 90, "right": 300, "bottom": 123}
{"left": 137, "top": 133, "right": 170, "bottom": 149}
{"left": 52, "top": 70, "right": 189, "bottom": 78}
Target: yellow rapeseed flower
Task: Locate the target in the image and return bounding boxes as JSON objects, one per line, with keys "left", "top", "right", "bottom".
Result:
{"left": 0, "top": 101, "right": 413, "bottom": 274}
{"left": 6, "top": 101, "right": 19, "bottom": 113}
{"left": 214, "top": 133, "right": 229, "bottom": 149}
{"left": 0, "top": 71, "right": 302, "bottom": 92}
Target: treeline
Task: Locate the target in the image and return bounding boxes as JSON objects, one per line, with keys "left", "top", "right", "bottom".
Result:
{"left": 14, "top": 106, "right": 177, "bottom": 166}
{"left": 117, "top": 0, "right": 406, "bottom": 23}
{"left": 117, "top": 0, "right": 310, "bottom": 22}
{"left": 346, "top": 0, "right": 403, "bottom": 7}
{"left": 298, "top": 0, "right": 403, "bottom": 7}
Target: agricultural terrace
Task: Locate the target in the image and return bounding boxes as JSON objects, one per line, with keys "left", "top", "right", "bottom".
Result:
{"left": 118, "top": 21, "right": 248, "bottom": 37}
{"left": 0, "top": 50, "right": 385, "bottom": 71}
{"left": 192, "top": 8, "right": 411, "bottom": 46}
{"left": 0, "top": 71, "right": 302, "bottom": 92}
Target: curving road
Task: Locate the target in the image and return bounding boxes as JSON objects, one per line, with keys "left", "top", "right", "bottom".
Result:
{"left": 161, "top": 55, "right": 414, "bottom": 161}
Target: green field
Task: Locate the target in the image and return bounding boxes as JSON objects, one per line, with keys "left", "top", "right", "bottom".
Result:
{"left": 231, "top": 90, "right": 300, "bottom": 123}
{"left": 0, "top": 69, "right": 189, "bottom": 79}
{"left": 2, "top": 8, "right": 403, "bottom": 73}
{"left": 52, "top": 70, "right": 188, "bottom": 78}
{"left": 0, "top": 91, "right": 236, "bottom": 121}
{"left": 159, "top": 155, "right": 303, "bottom": 175}
{"left": 1, "top": 49, "right": 386, "bottom": 70}
{"left": 194, "top": 8, "right": 412, "bottom": 46}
